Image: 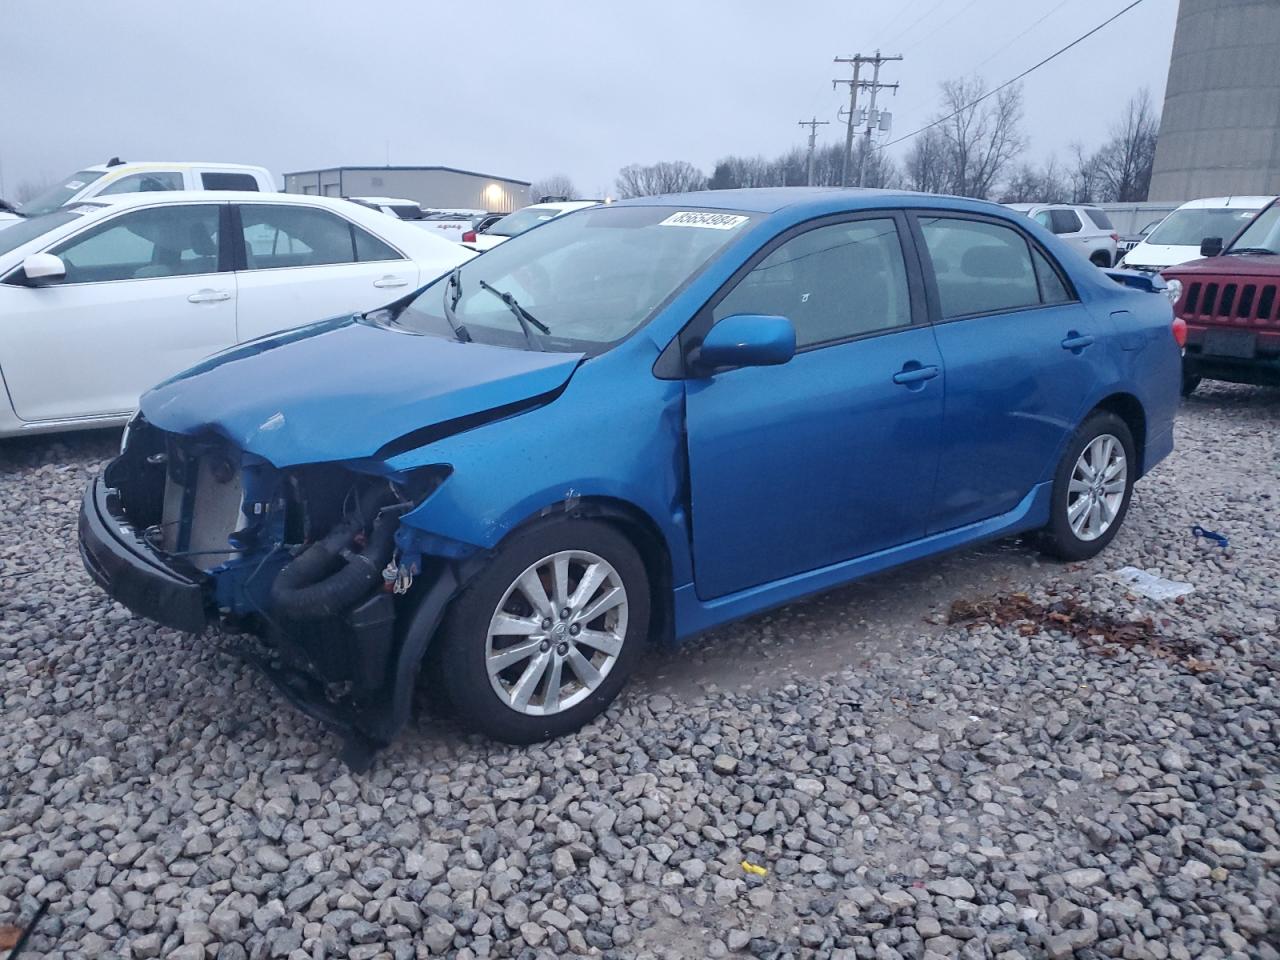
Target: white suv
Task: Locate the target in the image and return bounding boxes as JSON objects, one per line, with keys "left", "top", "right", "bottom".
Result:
{"left": 1118, "top": 196, "right": 1273, "bottom": 273}
{"left": 0, "top": 160, "right": 275, "bottom": 229}
{"left": 1005, "top": 203, "right": 1118, "bottom": 267}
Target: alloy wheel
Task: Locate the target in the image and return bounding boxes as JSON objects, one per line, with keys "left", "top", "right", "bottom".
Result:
{"left": 485, "top": 550, "right": 628, "bottom": 716}
{"left": 1066, "top": 433, "right": 1127, "bottom": 541}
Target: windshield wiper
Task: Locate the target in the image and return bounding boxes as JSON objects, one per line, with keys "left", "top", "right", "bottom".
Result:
{"left": 442, "top": 268, "right": 472, "bottom": 342}
{"left": 476, "top": 280, "right": 551, "bottom": 348}
{"left": 1225, "top": 246, "right": 1277, "bottom": 256}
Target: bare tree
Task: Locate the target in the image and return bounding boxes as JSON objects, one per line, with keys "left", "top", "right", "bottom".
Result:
{"left": 1093, "top": 89, "right": 1160, "bottom": 202}
{"left": 936, "top": 77, "right": 1025, "bottom": 199}
{"left": 1067, "top": 142, "right": 1102, "bottom": 203}
{"left": 14, "top": 179, "right": 54, "bottom": 204}
{"left": 615, "top": 161, "right": 708, "bottom": 198}
{"left": 903, "top": 127, "right": 950, "bottom": 195}
{"left": 851, "top": 140, "right": 900, "bottom": 190}
{"left": 999, "top": 156, "right": 1068, "bottom": 203}
{"left": 529, "top": 174, "right": 578, "bottom": 200}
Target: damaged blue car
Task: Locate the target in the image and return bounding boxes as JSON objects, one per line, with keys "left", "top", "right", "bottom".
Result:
{"left": 79, "top": 189, "right": 1180, "bottom": 763}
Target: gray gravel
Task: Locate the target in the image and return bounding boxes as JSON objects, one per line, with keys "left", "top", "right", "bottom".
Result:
{"left": 1, "top": 383, "right": 1277, "bottom": 960}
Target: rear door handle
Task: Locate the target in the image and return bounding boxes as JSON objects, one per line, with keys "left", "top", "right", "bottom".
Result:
{"left": 1061, "top": 332, "right": 1095, "bottom": 352}
{"left": 187, "top": 290, "right": 231, "bottom": 303}
{"left": 892, "top": 363, "right": 940, "bottom": 386}
{"left": 373, "top": 276, "right": 409, "bottom": 288}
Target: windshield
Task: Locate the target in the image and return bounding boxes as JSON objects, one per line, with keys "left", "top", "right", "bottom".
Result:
{"left": 1146, "top": 207, "right": 1261, "bottom": 247}
{"left": 20, "top": 170, "right": 106, "bottom": 216}
{"left": 487, "top": 206, "right": 570, "bottom": 238}
{"left": 1225, "top": 201, "right": 1280, "bottom": 254}
{"left": 388, "top": 205, "right": 753, "bottom": 352}
{"left": 0, "top": 210, "right": 83, "bottom": 258}
{"left": 390, "top": 204, "right": 426, "bottom": 220}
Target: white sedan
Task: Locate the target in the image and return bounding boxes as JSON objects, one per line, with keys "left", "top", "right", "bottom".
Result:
{"left": 0, "top": 192, "right": 472, "bottom": 437}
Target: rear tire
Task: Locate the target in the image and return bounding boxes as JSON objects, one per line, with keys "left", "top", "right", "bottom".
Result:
{"left": 438, "top": 518, "right": 650, "bottom": 744}
{"left": 1040, "top": 411, "right": 1136, "bottom": 562}
{"left": 1181, "top": 369, "right": 1202, "bottom": 398}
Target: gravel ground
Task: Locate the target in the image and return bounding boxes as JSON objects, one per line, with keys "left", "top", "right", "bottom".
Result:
{"left": 1, "top": 383, "right": 1277, "bottom": 960}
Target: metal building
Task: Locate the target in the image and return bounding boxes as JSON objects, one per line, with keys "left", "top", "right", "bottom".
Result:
{"left": 1148, "top": 0, "right": 1280, "bottom": 201}
{"left": 282, "top": 166, "right": 531, "bottom": 213}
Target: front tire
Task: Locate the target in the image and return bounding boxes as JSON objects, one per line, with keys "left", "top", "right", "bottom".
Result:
{"left": 1040, "top": 411, "right": 1136, "bottom": 562}
{"left": 438, "top": 518, "right": 650, "bottom": 743}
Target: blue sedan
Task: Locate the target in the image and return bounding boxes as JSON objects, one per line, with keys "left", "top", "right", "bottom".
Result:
{"left": 79, "top": 189, "right": 1180, "bottom": 760}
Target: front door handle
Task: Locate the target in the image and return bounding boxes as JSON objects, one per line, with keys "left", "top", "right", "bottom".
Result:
{"left": 187, "top": 290, "right": 231, "bottom": 303}
{"left": 373, "top": 276, "right": 409, "bottom": 289}
{"left": 1061, "top": 331, "right": 1095, "bottom": 352}
{"left": 892, "top": 363, "right": 940, "bottom": 386}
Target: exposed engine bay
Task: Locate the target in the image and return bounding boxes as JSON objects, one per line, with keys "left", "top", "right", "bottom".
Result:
{"left": 100, "top": 415, "right": 457, "bottom": 766}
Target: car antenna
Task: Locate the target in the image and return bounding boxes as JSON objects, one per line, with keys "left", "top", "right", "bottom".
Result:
{"left": 106, "top": 157, "right": 125, "bottom": 167}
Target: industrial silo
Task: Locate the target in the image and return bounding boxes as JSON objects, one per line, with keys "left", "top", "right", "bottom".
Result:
{"left": 1147, "top": 0, "right": 1280, "bottom": 201}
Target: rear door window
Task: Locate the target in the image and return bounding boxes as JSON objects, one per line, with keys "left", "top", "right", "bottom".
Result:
{"left": 919, "top": 216, "right": 1042, "bottom": 318}
{"left": 1048, "top": 209, "right": 1082, "bottom": 235}
{"left": 238, "top": 204, "right": 401, "bottom": 269}
{"left": 1084, "top": 208, "right": 1114, "bottom": 230}
{"left": 202, "top": 172, "right": 261, "bottom": 191}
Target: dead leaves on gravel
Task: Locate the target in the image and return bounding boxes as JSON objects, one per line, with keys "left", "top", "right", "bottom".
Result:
{"left": 947, "top": 592, "right": 1215, "bottom": 673}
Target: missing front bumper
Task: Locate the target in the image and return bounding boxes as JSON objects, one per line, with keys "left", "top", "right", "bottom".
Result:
{"left": 78, "top": 479, "right": 210, "bottom": 632}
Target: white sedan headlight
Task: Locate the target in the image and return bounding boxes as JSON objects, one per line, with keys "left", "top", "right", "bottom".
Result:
{"left": 1164, "top": 278, "right": 1183, "bottom": 306}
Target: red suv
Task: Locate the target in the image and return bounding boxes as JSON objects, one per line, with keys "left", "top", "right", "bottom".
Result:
{"left": 1164, "top": 198, "right": 1280, "bottom": 396}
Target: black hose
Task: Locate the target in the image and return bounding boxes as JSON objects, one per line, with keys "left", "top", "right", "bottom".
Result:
{"left": 269, "top": 486, "right": 401, "bottom": 621}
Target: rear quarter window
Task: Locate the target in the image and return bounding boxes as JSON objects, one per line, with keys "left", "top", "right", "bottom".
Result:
{"left": 202, "top": 172, "right": 261, "bottom": 191}
{"left": 1084, "top": 208, "right": 1114, "bottom": 230}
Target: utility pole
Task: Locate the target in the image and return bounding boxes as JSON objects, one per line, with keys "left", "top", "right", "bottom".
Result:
{"left": 798, "top": 116, "right": 830, "bottom": 186}
{"left": 833, "top": 51, "right": 902, "bottom": 188}
{"left": 857, "top": 49, "right": 900, "bottom": 187}
{"left": 833, "top": 56, "right": 864, "bottom": 188}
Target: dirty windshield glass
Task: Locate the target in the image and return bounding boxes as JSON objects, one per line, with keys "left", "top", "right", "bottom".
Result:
{"left": 1225, "top": 202, "right": 1280, "bottom": 254}
{"left": 390, "top": 205, "right": 753, "bottom": 352}
{"left": 19, "top": 170, "right": 106, "bottom": 216}
{"left": 1146, "top": 207, "right": 1260, "bottom": 247}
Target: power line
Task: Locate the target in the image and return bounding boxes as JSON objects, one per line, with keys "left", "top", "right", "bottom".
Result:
{"left": 970, "top": 0, "right": 1073, "bottom": 72}
{"left": 901, "top": 0, "right": 983, "bottom": 54}
{"left": 880, "top": 0, "right": 1147, "bottom": 151}
{"left": 882, "top": 0, "right": 949, "bottom": 48}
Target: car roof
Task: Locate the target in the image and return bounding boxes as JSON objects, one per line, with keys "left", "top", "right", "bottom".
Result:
{"left": 81, "top": 191, "right": 363, "bottom": 210}
{"left": 612, "top": 186, "right": 1011, "bottom": 219}
{"left": 1175, "top": 195, "right": 1276, "bottom": 210}
{"left": 78, "top": 161, "right": 269, "bottom": 173}
{"left": 519, "top": 200, "right": 600, "bottom": 213}
{"left": 349, "top": 196, "right": 419, "bottom": 205}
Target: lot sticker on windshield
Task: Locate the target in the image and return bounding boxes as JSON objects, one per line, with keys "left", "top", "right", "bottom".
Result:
{"left": 659, "top": 211, "right": 749, "bottom": 230}
{"left": 65, "top": 181, "right": 85, "bottom": 190}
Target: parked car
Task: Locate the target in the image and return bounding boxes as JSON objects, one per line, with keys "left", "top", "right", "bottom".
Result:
{"left": 346, "top": 196, "right": 428, "bottom": 220}
{"left": 471, "top": 212, "right": 506, "bottom": 233}
{"left": 79, "top": 189, "right": 1179, "bottom": 762}
{"left": 0, "top": 159, "right": 275, "bottom": 229}
{"left": 1117, "top": 217, "right": 1165, "bottom": 259}
{"left": 1005, "top": 203, "right": 1118, "bottom": 266}
{"left": 0, "top": 192, "right": 471, "bottom": 436}
{"left": 1163, "top": 197, "right": 1280, "bottom": 395}
{"left": 1119, "top": 196, "right": 1272, "bottom": 273}
{"left": 462, "top": 200, "right": 599, "bottom": 250}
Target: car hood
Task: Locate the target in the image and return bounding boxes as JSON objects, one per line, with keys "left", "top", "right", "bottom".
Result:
{"left": 1163, "top": 254, "right": 1280, "bottom": 279}
{"left": 1123, "top": 243, "right": 1201, "bottom": 269}
{"left": 141, "top": 316, "right": 583, "bottom": 466}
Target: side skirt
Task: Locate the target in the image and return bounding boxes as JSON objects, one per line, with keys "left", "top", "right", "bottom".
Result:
{"left": 672, "top": 481, "right": 1054, "bottom": 639}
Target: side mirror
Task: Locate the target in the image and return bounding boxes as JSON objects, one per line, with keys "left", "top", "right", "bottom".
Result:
{"left": 1199, "top": 236, "right": 1223, "bottom": 258}
{"left": 695, "top": 314, "right": 796, "bottom": 373}
{"left": 20, "top": 253, "right": 66, "bottom": 286}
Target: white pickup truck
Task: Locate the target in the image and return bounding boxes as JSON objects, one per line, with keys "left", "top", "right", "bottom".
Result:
{"left": 0, "top": 159, "right": 275, "bottom": 230}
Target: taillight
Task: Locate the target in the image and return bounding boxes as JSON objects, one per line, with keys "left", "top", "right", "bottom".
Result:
{"left": 461, "top": 230, "right": 477, "bottom": 243}
{"left": 1172, "top": 316, "right": 1187, "bottom": 348}
{"left": 1110, "top": 233, "right": 1119, "bottom": 243}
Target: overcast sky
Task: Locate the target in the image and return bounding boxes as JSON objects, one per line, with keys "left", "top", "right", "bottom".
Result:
{"left": 4, "top": 0, "right": 1178, "bottom": 199}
